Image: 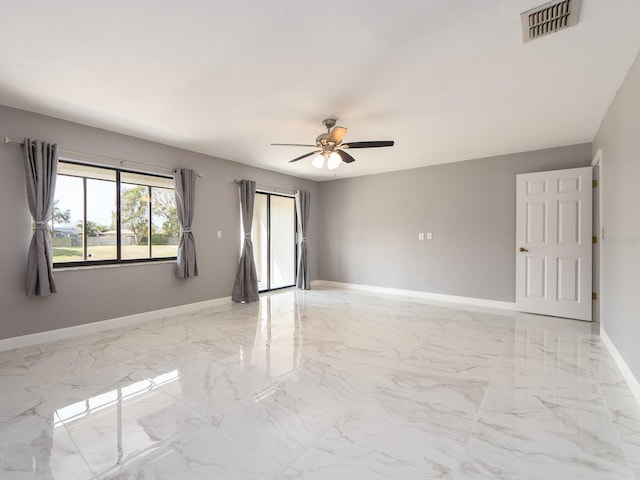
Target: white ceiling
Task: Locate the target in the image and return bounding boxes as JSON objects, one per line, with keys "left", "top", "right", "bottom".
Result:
{"left": 1, "top": 1, "right": 639, "bottom": 181}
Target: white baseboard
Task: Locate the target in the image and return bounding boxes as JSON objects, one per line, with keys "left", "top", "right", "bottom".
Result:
{"left": 601, "top": 328, "right": 640, "bottom": 407}
{"left": 312, "top": 280, "right": 516, "bottom": 311}
{"left": 0, "top": 296, "right": 232, "bottom": 353}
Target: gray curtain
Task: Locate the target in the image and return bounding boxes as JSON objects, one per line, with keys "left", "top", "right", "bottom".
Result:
{"left": 295, "top": 190, "right": 311, "bottom": 289}
{"left": 232, "top": 180, "right": 259, "bottom": 302}
{"left": 23, "top": 138, "right": 58, "bottom": 296}
{"left": 174, "top": 168, "right": 198, "bottom": 279}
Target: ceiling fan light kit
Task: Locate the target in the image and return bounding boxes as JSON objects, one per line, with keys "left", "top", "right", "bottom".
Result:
{"left": 311, "top": 154, "right": 325, "bottom": 169}
{"left": 327, "top": 152, "right": 342, "bottom": 170}
{"left": 272, "top": 118, "right": 394, "bottom": 170}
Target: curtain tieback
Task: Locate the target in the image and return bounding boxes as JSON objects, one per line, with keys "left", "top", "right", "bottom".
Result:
{"left": 33, "top": 220, "right": 49, "bottom": 231}
{"left": 181, "top": 227, "right": 192, "bottom": 234}
{"left": 244, "top": 233, "right": 252, "bottom": 239}
{"left": 300, "top": 237, "right": 307, "bottom": 242}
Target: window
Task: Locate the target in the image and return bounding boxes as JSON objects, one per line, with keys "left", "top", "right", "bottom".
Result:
{"left": 52, "top": 161, "right": 178, "bottom": 267}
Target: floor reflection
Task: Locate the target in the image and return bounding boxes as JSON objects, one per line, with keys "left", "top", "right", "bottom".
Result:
{"left": 1, "top": 288, "right": 639, "bottom": 479}
{"left": 44, "top": 295, "right": 304, "bottom": 477}
{"left": 249, "top": 295, "right": 302, "bottom": 402}
{"left": 55, "top": 370, "right": 180, "bottom": 430}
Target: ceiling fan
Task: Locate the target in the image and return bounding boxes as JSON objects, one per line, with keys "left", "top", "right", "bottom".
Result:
{"left": 271, "top": 118, "right": 394, "bottom": 169}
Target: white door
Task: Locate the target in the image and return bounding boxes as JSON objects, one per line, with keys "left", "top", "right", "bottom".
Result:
{"left": 515, "top": 166, "right": 592, "bottom": 321}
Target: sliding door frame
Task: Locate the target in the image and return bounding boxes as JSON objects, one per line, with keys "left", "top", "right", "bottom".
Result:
{"left": 255, "top": 191, "right": 297, "bottom": 293}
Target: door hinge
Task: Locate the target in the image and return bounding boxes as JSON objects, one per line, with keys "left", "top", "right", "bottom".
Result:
{"left": 593, "top": 236, "right": 598, "bottom": 244}
{"left": 593, "top": 180, "right": 598, "bottom": 188}
{"left": 592, "top": 292, "right": 598, "bottom": 300}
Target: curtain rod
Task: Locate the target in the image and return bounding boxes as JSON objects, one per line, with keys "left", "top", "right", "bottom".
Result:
{"left": 234, "top": 179, "right": 305, "bottom": 196}
{"left": 5, "top": 136, "right": 202, "bottom": 178}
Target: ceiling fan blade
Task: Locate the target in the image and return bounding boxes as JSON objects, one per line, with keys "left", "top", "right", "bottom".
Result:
{"left": 288, "top": 150, "right": 321, "bottom": 163}
{"left": 327, "top": 126, "right": 347, "bottom": 145}
{"left": 336, "top": 149, "right": 356, "bottom": 164}
{"left": 342, "top": 141, "right": 394, "bottom": 149}
{"left": 272, "top": 143, "right": 317, "bottom": 147}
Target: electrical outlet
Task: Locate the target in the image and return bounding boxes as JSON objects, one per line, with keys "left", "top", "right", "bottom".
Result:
{"left": 217, "top": 230, "right": 222, "bottom": 239}
{"left": 418, "top": 233, "right": 424, "bottom": 241}
{"left": 426, "top": 232, "right": 433, "bottom": 240}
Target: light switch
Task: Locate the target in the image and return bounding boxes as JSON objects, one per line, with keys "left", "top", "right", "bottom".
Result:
{"left": 418, "top": 233, "right": 424, "bottom": 241}
{"left": 426, "top": 232, "right": 433, "bottom": 240}
{"left": 217, "top": 230, "right": 222, "bottom": 239}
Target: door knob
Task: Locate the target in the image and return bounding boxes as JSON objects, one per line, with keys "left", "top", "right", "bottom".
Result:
{"left": 519, "top": 247, "right": 529, "bottom": 252}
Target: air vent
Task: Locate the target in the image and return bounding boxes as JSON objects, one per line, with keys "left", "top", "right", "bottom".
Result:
{"left": 521, "top": 0, "right": 582, "bottom": 43}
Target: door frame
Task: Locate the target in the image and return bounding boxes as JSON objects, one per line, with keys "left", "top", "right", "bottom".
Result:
{"left": 592, "top": 148, "right": 604, "bottom": 327}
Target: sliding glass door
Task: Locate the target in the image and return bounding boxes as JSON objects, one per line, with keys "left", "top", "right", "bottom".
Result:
{"left": 253, "top": 192, "right": 296, "bottom": 291}
{"left": 270, "top": 195, "right": 297, "bottom": 288}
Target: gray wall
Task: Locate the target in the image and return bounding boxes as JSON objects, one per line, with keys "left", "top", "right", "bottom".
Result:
{"left": 593, "top": 51, "right": 640, "bottom": 381}
{"left": 317, "top": 144, "right": 592, "bottom": 302}
{"left": 0, "top": 105, "right": 319, "bottom": 340}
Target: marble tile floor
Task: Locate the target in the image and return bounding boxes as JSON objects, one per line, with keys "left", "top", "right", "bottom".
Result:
{"left": 1, "top": 286, "right": 640, "bottom": 479}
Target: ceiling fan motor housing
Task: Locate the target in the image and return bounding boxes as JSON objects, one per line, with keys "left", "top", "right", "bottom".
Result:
{"left": 316, "top": 133, "right": 331, "bottom": 148}
{"left": 317, "top": 118, "right": 340, "bottom": 150}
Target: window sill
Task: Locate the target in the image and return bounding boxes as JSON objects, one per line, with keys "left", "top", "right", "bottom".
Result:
{"left": 54, "top": 260, "right": 176, "bottom": 272}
